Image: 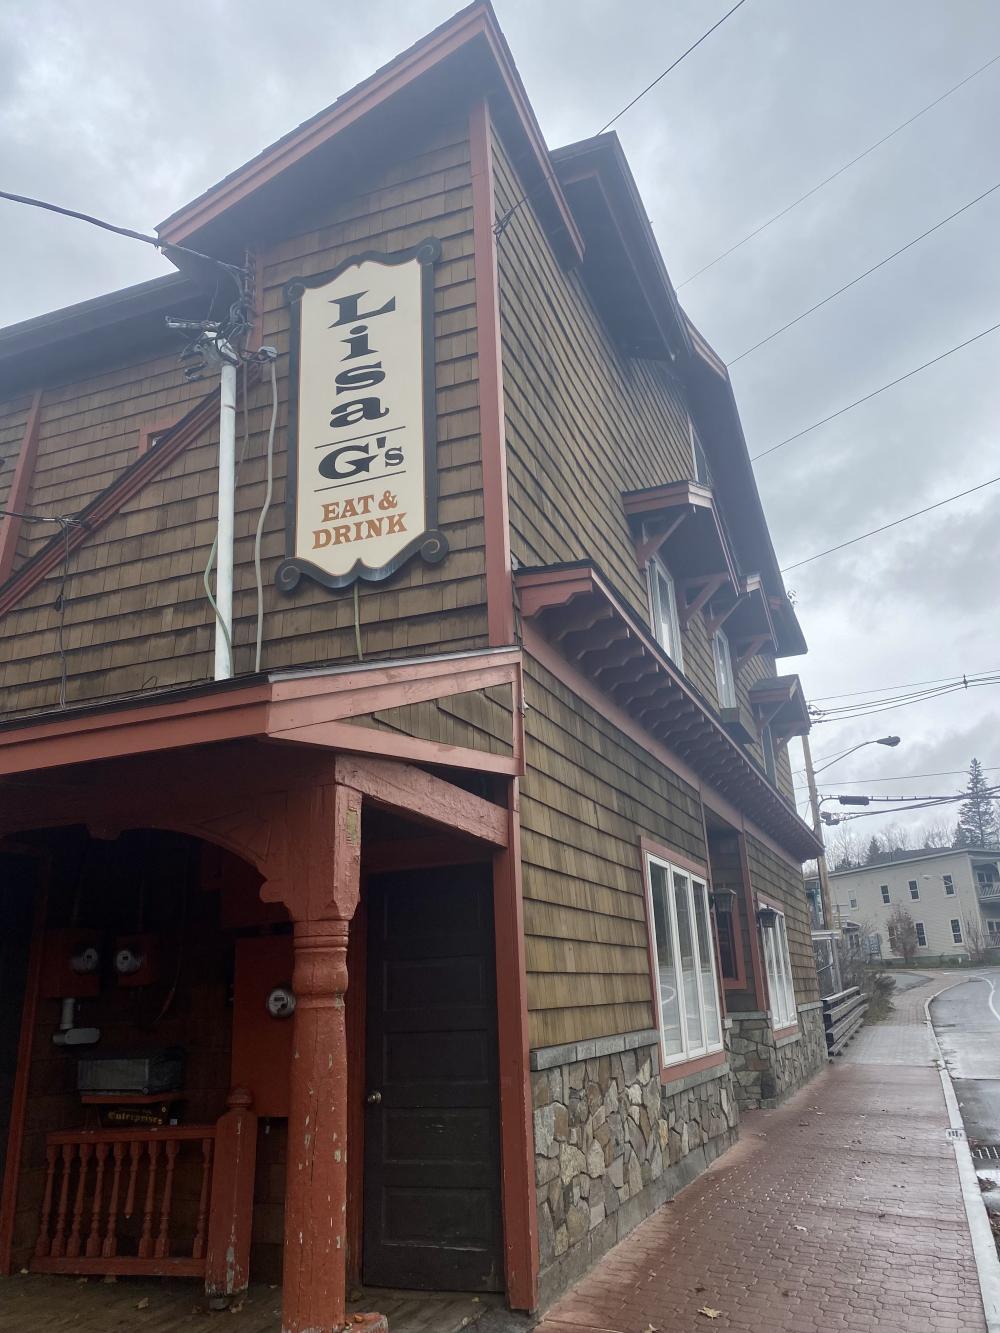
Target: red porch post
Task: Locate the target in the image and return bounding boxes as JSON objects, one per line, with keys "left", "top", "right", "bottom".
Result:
{"left": 261, "top": 782, "right": 386, "bottom": 1333}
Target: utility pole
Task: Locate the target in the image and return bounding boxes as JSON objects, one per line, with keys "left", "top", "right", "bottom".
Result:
{"left": 802, "top": 732, "right": 834, "bottom": 932}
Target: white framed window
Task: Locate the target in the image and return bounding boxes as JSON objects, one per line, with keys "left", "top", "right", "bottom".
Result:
{"left": 760, "top": 723, "right": 777, "bottom": 784}
{"left": 644, "top": 853, "right": 723, "bottom": 1067}
{"left": 880, "top": 885, "right": 890, "bottom": 904}
{"left": 915, "top": 921, "right": 927, "bottom": 948}
{"left": 712, "top": 628, "right": 736, "bottom": 709}
{"left": 908, "top": 880, "right": 919, "bottom": 900}
{"left": 987, "top": 920, "right": 1000, "bottom": 937}
{"left": 760, "top": 908, "right": 796, "bottom": 1030}
{"left": 646, "top": 554, "right": 683, "bottom": 669}
{"left": 951, "top": 918, "right": 963, "bottom": 944}
{"left": 943, "top": 875, "right": 955, "bottom": 896}
{"left": 849, "top": 894, "right": 858, "bottom": 910}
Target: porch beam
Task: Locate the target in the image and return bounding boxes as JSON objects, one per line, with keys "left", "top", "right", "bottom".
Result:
{"left": 0, "top": 389, "right": 43, "bottom": 585}
{"left": 334, "top": 754, "right": 509, "bottom": 847}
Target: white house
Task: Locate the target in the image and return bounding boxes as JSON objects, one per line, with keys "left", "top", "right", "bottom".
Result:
{"left": 829, "top": 848, "right": 1000, "bottom": 962}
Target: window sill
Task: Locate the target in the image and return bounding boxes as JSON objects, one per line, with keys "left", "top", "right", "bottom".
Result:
{"left": 659, "top": 1048, "right": 725, "bottom": 1086}
{"left": 772, "top": 1022, "right": 798, "bottom": 1042}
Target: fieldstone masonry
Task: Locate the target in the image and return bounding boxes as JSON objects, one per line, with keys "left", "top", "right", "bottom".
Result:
{"left": 727, "top": 1001, "right": 827, "bottom": 1109}
{"left": 531, "top": 1039, "right": 738, "bottom": 1301}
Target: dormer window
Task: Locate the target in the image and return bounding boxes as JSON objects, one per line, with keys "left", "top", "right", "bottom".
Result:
{"left": 713, "top": 628, "right": 736, "bottom": 708}
{"left": 647, "top": 550, "right": 683, "bottom": 668}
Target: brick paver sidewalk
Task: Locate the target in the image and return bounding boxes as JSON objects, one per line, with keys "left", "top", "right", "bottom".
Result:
{"left": 536, "top": 972, "right": 984, "bottom": 1333}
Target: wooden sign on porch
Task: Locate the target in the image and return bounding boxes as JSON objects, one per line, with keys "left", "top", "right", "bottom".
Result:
{"left": 277, "top": 239, "right": 448, "bottom": 592}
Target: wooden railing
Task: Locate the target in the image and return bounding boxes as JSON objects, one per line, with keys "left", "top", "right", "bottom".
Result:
{"left": 822, "top": 986, "right": 868, "bottom": 1056}
{"left": 31, "top": 1089, "right": 257, "bottom": 1287}
{"left": 32, "top": 1127, "right": 214, "bottom": 1276}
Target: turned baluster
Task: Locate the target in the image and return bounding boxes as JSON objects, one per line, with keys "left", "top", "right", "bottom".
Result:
{"left": 49, "top": 1143, "right": 75, "bottom": 1259}
{"left": 33, "top": 1144, "right": 59, "bottom": 1258}
{"left": 138, "top": 1140, "right": 160, "bottom": 1258}
{"left": 66, "top": 1141, "right": 92, "bottom": 1258}
{"left": 154, "top": 1140, "right": 178, "bottom": 1259}
{"left": 192, "top": 1138, "right": 213, "bottom": 1260}
{"left": 102, "top": 1141, "right": 125, "bottom": 1258}
{"left": 85, "top": 1142, "right": 109, "bottom": 1258}
{"left": 123, "top": 1141, "right": 141, "bottom": 1219}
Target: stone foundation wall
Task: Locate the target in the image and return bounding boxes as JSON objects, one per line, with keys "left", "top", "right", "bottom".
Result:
{"left": 531, "top": 1032, "right": 738, "bottom": 1306}
{"left": 728, "top": 1002, "right": 827, "bottom": 1110}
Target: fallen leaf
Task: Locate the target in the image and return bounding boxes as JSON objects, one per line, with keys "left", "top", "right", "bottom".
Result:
{"left": 136, "top": 1297, "right": 150, "bottom": 1310}
{"left": 694, "top": 1284, "right": 706, "bottom": 1293}
{"left": 698, "top": 1308, "right": 723, "bottom": 1320}
{"left": 229, "top": 1300, "right": 245, "bottom": 1314}
{"left": 793, "top": 1225, "right": 807, "bottom": 1232}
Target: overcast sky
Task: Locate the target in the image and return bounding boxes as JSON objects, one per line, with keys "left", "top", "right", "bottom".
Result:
{"left": 2, "top": 0, "right": 999, "bottom": 841}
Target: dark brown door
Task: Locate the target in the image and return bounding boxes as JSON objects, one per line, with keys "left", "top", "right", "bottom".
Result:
{"left": 0, "top": 857, "right": 35, "bottom": 1191}
{"left": 363, "top": 865, "right": 503, "bottom": 1291}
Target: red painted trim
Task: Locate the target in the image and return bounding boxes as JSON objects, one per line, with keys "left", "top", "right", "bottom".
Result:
{"left": 659, "top": 1049, "right": 726, "bottom": 1087}
{"left": 639, "top": 848, "right": 664, "bottom": 1057}
{"left": 135, "top": 419, "right": 174, "bottom": 459}
{"left": 333, "top": 754, "right": 509, "bottom": 847}
{"left": 492, "top": 779, "right": 538, "bottom": 1311}
{"left": 523, "top": 622, "right": 808, "bottom": 866}
{"left": 720, "top": 899, "right": 747, "bottom": 994}
{"left": 0, "top": 649, "right": 525, "bottom": 780}
{"left": 0, "top": 389, "right": 43, "bottom": 585}
{"left": 469, "top": 97, "right": 514, "bottom": 648}
{"left": 639, "top": 835, "right": 708, "bottom": 879}
{"left": 773, "top": 1021, "right": 798, "bottom": 1039}
{"left": 345, "top": 893, "right": 367, "bottom": 1286}
{"left": 0, "top": 388, "right": 219, "bottom": 618}
{"left": 362, "top": 836, "right": 484, "bottom": 874}
{"left": 0, "top": 851, "right": 48, "bottom": 1274}
{"left": 740, "top": 834, "right": 768, "bottom": 1010}
{"left": 158, "top": 4, "right": 583, "bottom": 263}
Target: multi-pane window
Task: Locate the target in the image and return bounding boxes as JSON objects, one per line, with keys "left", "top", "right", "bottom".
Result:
{"left": 880, "top": 885, "right": 890, "bottom": 904}
{"left": 849, "top": 894, "right": 858, "bottom": 910}
{"left": 988, "top": 920, "right": 1000, "bottom": 938}
{"left": 915, "top": 921, "right": 927, "bottom": 948}
{"left": 761, "top": 908, "right": 796, "bottom": 1030}
{"left": 951, "top": 918, "right": 963, "bottom": 944}
{"left": 646, "top": 555, "right": 683, "bottom": 669}
{"left": 943, "top": 875, "right": 955, "bottom": 896}
{"left": 908, "top": 880, "right": 919, "bottom": 900}
{"left": 713, "top": 628, "right": 736, "bottom": 709}
{"left": 644, "top": 854, "right": 723, "bottom": 1067}
{"left": 760, "top": 723, "right": 776, "bottom": 784}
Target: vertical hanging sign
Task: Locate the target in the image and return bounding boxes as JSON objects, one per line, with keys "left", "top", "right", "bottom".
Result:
{"left": 277, "top": 238, "right": 447, "bottom": 592}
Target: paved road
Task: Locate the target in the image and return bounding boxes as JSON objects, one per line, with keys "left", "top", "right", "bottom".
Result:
{"left": 931, "top": 969, "right": 1000, "bottom": 1146}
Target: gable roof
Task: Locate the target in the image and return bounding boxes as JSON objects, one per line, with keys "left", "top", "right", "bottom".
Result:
{"left": 157, "top": 0, "right": 583, "bottom": 267}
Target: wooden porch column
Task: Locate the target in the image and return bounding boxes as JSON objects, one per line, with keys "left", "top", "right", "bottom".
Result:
{"left": 262, "top": 783, "right": 386, "bottom": 1333}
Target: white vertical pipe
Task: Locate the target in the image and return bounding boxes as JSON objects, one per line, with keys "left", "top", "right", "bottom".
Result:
{"left": 215, "top": 357, "right": 237, "bottom": 681}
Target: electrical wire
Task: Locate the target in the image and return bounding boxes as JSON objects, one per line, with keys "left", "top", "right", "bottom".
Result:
{"left": 811, "top": 672, "right": 1000, "bottom": 718}
{"left": 253, "top": 357, "right": 278, "bottom": 673}
{"left": 0, "top": 189, "right": 247, "bottom": 295}
{"left": 794, "top": 765, "right": 1000, "bottom": 791}
{"left": 728, "top": 179, "right": 1000, "bottom": 365}
{"left": 751, "top": 318, "right": 1000, "bottom": 462}
{"left": 493, "top": 0, "right": 750, "bottom": 240}
{"left": 678, "top": 52, "right": 1000, "bottom": 288}
{"left": 809, "top": 680, "right": 1000, "bottom": 727}
{"left": 809, "top": 667, "right": 1000, "bottom": 703}
{"left": 780, "top": 474, "right": 1000, "bottom": 572}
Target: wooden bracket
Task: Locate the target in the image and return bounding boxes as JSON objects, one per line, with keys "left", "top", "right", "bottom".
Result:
{"left": 680, "top": 573, "right": 728, "bottom": 631}
{"left": 635, "top": 509, "right": 689, "bottom": 568}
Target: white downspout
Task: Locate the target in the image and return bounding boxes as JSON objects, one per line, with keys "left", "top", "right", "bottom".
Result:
{"left": 214, "top": 352, "right": 238, "bottom": 681}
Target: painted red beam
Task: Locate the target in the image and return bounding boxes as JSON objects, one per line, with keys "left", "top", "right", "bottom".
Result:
{"left": 0, "top": 389, "right": 43, "bottom": 585}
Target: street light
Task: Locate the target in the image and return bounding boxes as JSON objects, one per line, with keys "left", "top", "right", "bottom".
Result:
{"left": 800, "top": 733, "right": 902, "bottom": 938}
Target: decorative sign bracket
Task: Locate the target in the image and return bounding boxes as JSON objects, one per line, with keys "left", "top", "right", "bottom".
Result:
{"left": 277, "top": 238, "right": 447, "bottom": 593}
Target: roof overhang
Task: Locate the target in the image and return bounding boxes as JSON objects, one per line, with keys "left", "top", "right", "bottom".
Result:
{"left": 157, "top": 0, "right": 582, "bottom": 268}
{"left": 748, "top": 674, "right": 811, "bottom": 740}
{"left": 514, "top": 560, "right": 822, "bottom": 861}
{"left": 550, "top": 133, "right": 690, "bottom": 360}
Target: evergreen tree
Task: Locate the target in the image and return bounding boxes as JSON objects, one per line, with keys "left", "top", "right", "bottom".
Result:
{"left": 863, "top": 836, "right": 882, "bottom": 866}
{"left": 953, "top": 758, "right": 1000, "bottom": 849}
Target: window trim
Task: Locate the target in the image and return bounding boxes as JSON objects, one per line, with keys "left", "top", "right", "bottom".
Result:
{"left": 951, "top": 918, "right": 963, "bottom": 944}
{"left": 915, "top": 921, "right": 928, "bottom": 948}
{"left": 908, "top": 879, "right": 919, "bottom": 901}
{"left": 943, "top": 874, "right": 955, "bottom": 897}
{"left": 880, "top": 885, "right": 890, "bottom": 904}
{"left": 712, "top": 627, "right": 736, "bottom": 710}
{"left": 759, "top": 904, "right": 797, "bottom": 1032}
{"left": 645, "top": 550, "right": 684, "bottom": 670}
{"left": 641, "top": 846, "right": 724, "bottom": 1075}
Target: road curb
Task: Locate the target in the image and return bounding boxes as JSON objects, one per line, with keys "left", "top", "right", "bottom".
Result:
{"left": 926, "top": 982, "right": 1000, "bottom": 1333}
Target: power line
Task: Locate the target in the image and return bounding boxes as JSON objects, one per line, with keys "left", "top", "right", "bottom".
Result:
{"left": 794, "top": 765, "right": 1000, "bottom": 791}
{"left": 751, "top": 318, "right": 1000, "bottom": 462}
{"left": 810, "top": 680, "right": 1000, "bottom": 727}
{"left": 493, "top": 0, "right": 750, "bottom": 240}
{"left": 727, "top": 178, "right": 1000, "bottom": 365}
{"left": 677, "top": 52, "right": 1000, "bottom": 288}
{"left": 809, "top": 666, "right": 1000, "bottom": 702}
{"left": 812, "top": 673, "right": 1000, "bottom": 718}
{"left": 780, "top": 473, "right": 1000, "bottom": 572}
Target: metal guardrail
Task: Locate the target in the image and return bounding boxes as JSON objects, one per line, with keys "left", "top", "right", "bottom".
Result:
{"left": 822, "top": 986, "right": 868, "bottom": 1056}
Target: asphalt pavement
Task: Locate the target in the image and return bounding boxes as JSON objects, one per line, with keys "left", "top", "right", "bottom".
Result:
{"left": 931, "top": 969, "right": 1000, "bottom": 1146}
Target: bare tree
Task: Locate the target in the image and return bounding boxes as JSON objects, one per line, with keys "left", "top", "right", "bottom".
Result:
{"left": 886, "top": 905, "right": 918, "bottom": 963}
{"left": 962, "top": 916, "right": 994, "bottom": 965}
{"left": 919, "top": 820, "right": 952, "bottom": 850}
{"left": 828, "top": 824, "right": 865, "bottom": 871}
